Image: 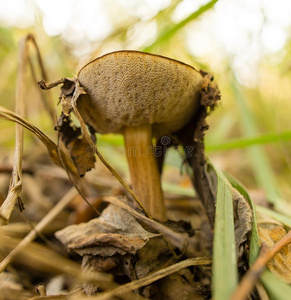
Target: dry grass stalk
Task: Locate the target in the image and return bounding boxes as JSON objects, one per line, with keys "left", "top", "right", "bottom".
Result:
{"left": 74, "top": 257, "right": 211, "bottom": 300}
{"left": 0, "top": 34, "right": 55, "bottom": 224}
{"left": 0, "top": 187, "right": 77, "bottom": 273}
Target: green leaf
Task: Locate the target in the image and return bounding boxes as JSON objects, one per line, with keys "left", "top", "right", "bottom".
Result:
{"left": 260, "top": 271, "right": 291, "bottom": 300}
{"left": 227, "top": 174, "right": 291, "bottom": 299}
{"left": 231, "top": 77, "right": 282, "bottom": 207}
{"left": 162, "top": 181, "right": 195, "bottom": 197}
{"left": 256, "top": 205, "right": 291, "bottom": 228}
{"left": 206, "top": 131, "right": 291, "bottom": 152}
{"left": 143, "top": 0, "right": 218, "bottom": 52}
{"left": 210, "top": 161, "right": 238, "bottom": 299}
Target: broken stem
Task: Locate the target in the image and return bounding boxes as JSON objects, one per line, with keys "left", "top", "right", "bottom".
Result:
{"left": 0, "top": 36, "right": 28, "bottom": 224}
{"left": 28, "top": 34, "right": 56, "bottom": 122}
{"left": 38, "top": 78, "right": 67, "bottom": 90}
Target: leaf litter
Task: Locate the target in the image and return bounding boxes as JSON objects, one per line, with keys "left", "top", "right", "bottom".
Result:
{"left": 1, "top": 35, "right": 291, "bottom": 300}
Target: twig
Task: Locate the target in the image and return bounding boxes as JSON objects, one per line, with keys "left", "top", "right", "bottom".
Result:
{"left": 0, "top": 187, "right": 77, "bottom": 273}
{"left": 28, "top": 34, "right": 56, "bottom": 123}
{"left": 0, "top": 34, "right": 58, "bottom": 224}
{"left": 0, "top": 36, "right": 29, "bottom": 224}
{"left": 74, "top": 257, "right": 212, "bottom": 300}
{"left": 230, "top": 230, "right": 291, "bottom": 300}
{"left": 0, "top": 164, "right": 34, "bottom": 175}
{"left": 0, "top": 105, "right": 79, "bottom": 176}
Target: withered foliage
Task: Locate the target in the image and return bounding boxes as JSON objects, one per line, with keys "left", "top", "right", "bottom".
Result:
{"left": 39, "top": 70, "right": 225, "bottom": 298}
{"left": 1, "top": 47, "right": 259, "bottom": 299}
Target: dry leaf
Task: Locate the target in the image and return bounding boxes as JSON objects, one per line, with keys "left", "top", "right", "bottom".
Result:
{"left": 258, "top": 223, "right": 291, "bottom": 283}
{"left": 55, "top": 203, "right": 183, "bottom": 295}
{"left": 232, "top": 187, "right": 253, "bottom": 265}
{"left": 57, "top": 115, "right": 96, "bottom": 177}
{"left": 55, "top": 204, "right": 161, "bottom": 257}
{"left": 39, "top": 77, "right": 95, "bottom": 177}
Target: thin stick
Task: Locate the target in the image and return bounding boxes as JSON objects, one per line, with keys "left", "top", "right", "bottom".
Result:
{"left": 28, "top": 34, "right": 56, "bottom": 122}
{"left": 0, "top": 105, "right": 79, "bottom": 176}
{"left": 0, "top": 187, "right": 77, "bottom": 273}
{"left": 0, "top": 34, "right": 58, "bottom": 223}
{"left": 230, "top": 230, "right": 291, "bottom": 300}
{"left": 0, "top": 36, "right": 29, "bottom": 223}
{"left": 74, "top": 257, "right": 212, "bottom": 300}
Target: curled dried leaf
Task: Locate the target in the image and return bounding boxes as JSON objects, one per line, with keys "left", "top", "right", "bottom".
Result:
{"left": 57, "top": 115, "right": 96, "bottom": 176}
{"left": 55, "top": 204, "right": 161, "bottom": 257}
{"left": 231, "top": 187, "right": 253, "bottom": 266}
{"left": 39, "top": 77, "right": 95, "bottom": 177}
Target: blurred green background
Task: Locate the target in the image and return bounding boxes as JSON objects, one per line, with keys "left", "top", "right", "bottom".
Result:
{"left": 1, "top": 0, "right": 291, "bottom": 210}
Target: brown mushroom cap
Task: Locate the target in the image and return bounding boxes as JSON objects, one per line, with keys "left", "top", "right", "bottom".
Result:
{"left": 77, "top": 51, "right": 203, "bottom": 137}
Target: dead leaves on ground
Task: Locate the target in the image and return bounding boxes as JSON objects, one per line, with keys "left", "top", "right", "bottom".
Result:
{"left": 257, "top": 215, "right": 291, "bottom": 283}
{"left": 3, "top": 51, "right": 291, "bottom": 300}
{"left": 55, "top": 200, "right": 189, "bottom": 295}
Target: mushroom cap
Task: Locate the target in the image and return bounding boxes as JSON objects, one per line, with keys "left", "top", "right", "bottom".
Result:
{"left": 77, "top": 51, "right": 203, "bottom": 137}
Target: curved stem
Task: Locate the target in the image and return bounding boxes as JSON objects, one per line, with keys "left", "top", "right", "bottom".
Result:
{"left": 124, "top": 124, "right": 166, "bottom": 221}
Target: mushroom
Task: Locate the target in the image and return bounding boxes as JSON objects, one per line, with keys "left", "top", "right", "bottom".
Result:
{"left": 76, "top": 51, "right": 203, "bottom": 221}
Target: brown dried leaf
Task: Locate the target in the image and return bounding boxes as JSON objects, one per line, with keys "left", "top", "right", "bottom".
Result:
{"left": 40, "top": 77, "right": 95, "bottom": 177}
{"left": 57, "top": 115, "right": 81, "bottom": 145}
{"left": 60, "top": 78, "right": 76, "bottom": 95}
{"left": 232, "top": 187, "right": 253, "bottom": 265}
{"left": 57, "top": 115, "right": 96, "bottom": 177}
{"left": 79, "top": 257, "right": 211, "bottom": 300}
{"left": 258, "top": 221, "right": 291, "bottom": 283}
{"left": 68, "top": 136, "right": 96, "bottom": 177}
{"left": 104, "top": 196, "right": 189, "bottom": 252}
{"left": 82, "top": 255, "right": 121, "bottom": 295}
{"left": 55, "top": 204, "right": 161, "bottom": 257}
{"left": 56, "top": 202, "right": 186, "bottom": 295}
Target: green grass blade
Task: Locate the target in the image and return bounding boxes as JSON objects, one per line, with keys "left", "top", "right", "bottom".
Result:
{"left": 206, "top": 130, "right": 291, "bottom": 152}
{"left": 227, "top": 174, "right": 291, "bottom": 299}
{"left": 260, "top": 271, "right": 291, "bottom": 300}
{"left": 162, "top": 181, "right": 195, "bottom": 197}
{"left": 256, "top": 205, "right": 291, "bottom": 228}
{"left": 231, "top": 77, "right": 282, "bottom": 207}
{"left": 143, "top": 0, "right": 218, "bottom": 52}
{"left": 210, "top": 161, "right": 238, "bottom": 299}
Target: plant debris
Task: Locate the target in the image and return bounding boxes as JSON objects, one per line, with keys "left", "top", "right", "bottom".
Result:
{"left": 0, "top": 39, "right": 269, "bottom": 300}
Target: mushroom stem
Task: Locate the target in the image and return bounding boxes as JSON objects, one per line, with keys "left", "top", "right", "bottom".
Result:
{"left": 124, "top": 124, "right": 166, "bottom": 221}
